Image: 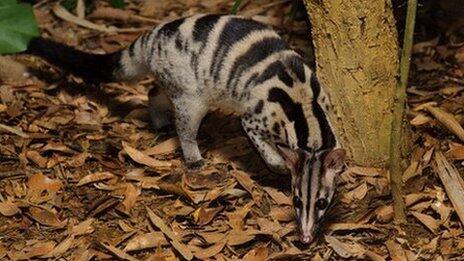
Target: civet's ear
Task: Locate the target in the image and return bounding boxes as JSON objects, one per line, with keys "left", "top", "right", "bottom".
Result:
{"left": 323, "top": 148, "right": 346, "bottom": 172}
{"left": 276, "top": 145, "right": 305, "bottom": 174}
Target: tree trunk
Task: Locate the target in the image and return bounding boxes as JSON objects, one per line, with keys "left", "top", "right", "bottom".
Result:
{"left": 303, "top": 0, "right": 399, "bottom": 167}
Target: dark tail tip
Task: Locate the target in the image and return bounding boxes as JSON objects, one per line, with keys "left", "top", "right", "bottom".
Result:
{"left": 27, "top": 37, "right": 121, "bottom": 83}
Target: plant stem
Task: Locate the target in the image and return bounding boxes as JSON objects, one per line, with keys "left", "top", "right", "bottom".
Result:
{"left": 389, "top": 0, "right": 418, "bottom": 224}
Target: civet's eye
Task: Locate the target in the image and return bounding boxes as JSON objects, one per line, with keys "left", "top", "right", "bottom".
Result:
{"left": 316, "top": 198, "right": 328, "bottom": 210}
{"left": 293, "top": 196, "right": 302, "bottom": 208}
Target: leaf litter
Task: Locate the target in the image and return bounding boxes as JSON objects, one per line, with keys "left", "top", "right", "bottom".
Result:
{"left": 0, "top": 0, "right": 464, "bottom": 259}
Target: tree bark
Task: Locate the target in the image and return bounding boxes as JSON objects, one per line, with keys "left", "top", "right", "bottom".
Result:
{"left": 303, "top": 0, "right": 399, "bottom": 167}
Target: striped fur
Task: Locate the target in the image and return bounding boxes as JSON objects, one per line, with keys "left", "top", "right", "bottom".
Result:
{"left": 28, "top": 14, "right": 345, "bottom": 243}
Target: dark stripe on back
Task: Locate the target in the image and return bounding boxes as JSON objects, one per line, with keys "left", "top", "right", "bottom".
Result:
{"left": 210, "top": 18, "right": 269, "bottom": 82}
{"left": 158, "top": 18, "right": 186, "bottom": 38}
{"left": 255, "top": 60, "right": 294, "bottom": 87}
{"left": 227, "top": 37, "right": 288, "bottom": 95}
{"left": 191, "top": 15, "right": 221, "bottom": 79}
{"left": 310, "top": 74, "right": 336, "bottom": 150}
{"left": 192, "top": 14, "right": 221, "bottom": 42}
{"left": 268, "top": 87, "right": 309, "bottom": 150}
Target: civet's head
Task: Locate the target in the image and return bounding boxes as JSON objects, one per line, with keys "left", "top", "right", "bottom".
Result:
{"left": 277, "top": 145, "right": 346, "bottom": 244}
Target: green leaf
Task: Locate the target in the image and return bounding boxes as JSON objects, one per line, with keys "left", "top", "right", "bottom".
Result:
{"left": 0, "top": 2, "right": 39, "bottom": 54}
{"left": 0, "top": 0, "right": 16, "bottom": 7}
{"left": 109, "top": 0, "right": 125, "bottom": 9}
{"left": 230, "top": 0, "right": 243, "bottom": 14}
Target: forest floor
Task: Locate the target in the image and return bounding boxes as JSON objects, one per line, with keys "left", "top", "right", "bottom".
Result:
{"left": 0, "top": 0, "right": 464, "bottom": 260}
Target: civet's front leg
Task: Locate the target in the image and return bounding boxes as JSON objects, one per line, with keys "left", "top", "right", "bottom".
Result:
{"left": 241, "top": 117, "right": 288, "bottom": 174}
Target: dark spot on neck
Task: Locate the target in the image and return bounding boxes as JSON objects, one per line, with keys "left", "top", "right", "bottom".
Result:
{"left": 272, "top": 122, "right": 281, "bottom": 135}
{"left": 254, "top": 100, "right": 264, "bottom": 114}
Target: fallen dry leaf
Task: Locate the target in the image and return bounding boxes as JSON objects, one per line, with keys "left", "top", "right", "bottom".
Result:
{"left": 29, "top": 206, "right": 66, "bottom": 228}
{"left": 227, "top": 202, "right": 254, "bottom": 230}
{"left": 433, "top": 151, "right": 464, "bottom": 226}
{"left": 77, "top": 172, "right": 115, "bottom": 186}
{"left": 343, "top": 182, "right": 368, "bottom": 203}
{"left": 118, "top": 220, "right": 135, "bottom": 233}
{"left": 156, "top": 180, "right": 193, "bottom": 201}
{"left": 52, "top": 3, "right": 116, "bottom": 32}
{"left": 230, "top": 170, "right": 262, "bottom": 202}
{"left": 25, "top": 151, "right": 48, "bottom": 168}
{"left": 193, "top": 205, "right": 224, "bottom": 226}
{"left": 0, "top": 56, "right": 28, "bottom": 84}
{"left": 405, "top": 193, "right": 432, "bottom": 206}
{"left": 410, "top": 113, "right": 432, "bottom": 126}
{"left": 431, "top": 201, "right": 452, "bottom": 223}
{"left": 12, "top": 241, "right": 56, "bottom": 260}
{"left": 0, "top": 200, "right": 20, "bottom": 216}
{"left": 423, "top": 236, "right": 439, "bottom": 252}
{"left": 325, "top": 235, "right": 365, "bottom": 258}
{"left": 99, "top": 242, "right": 138, "bottom": 261}
{"left": 197, "top": 231, "right": 227, "bottom": 244}
{"left": 89, "top": 7, "right": 160, "bottom": 24}
{"left": 0, "top": 123, "right": 29, "bottom": 138}
{"left": 375, "top": 205, "right": 394, "bottom": 223}
{"left": 349, "top": 166, "right": 380, "bottom": 177}
{"left": 146, "top": 207, "right": 193, "bottom": 260}
{"left": 352, "top": 182, "right": 368, "bottom": 200}
{"left": 402, "top": 160, "right": 420, "bottom": 182}
{"left": 243, "top": 245, "right": 269, "bottom": 260}
{"left": 328, "top": 223, "right": 381, "bottom": 232}
{"left": 410, "top": 200, "right": 432, "bottom": 211}
{"left": 122, "top": 141, "right": 172, "bottom": 170}
{"left": 67, "top": 152, "right": 91, "bottom": 167}
{"left": 144, "top": 137, "right": 180, "bottom": 155}
{"left": 27, "top": 173, "right": 62, "bottom": 203}
{"left": 270, "top": 206, "right": 294, "bottom": 222}
{"left": 446, "top": 142, "right": 464, "bottom": 160}
{"left": 194, "top": 241, "right": 226, "bottom": 259}
{"left": 124, "top": 232, "right": 169, "bottom": 251}
{"left": 43, "top": 236, "right": 75, "bottom": 258}
{"left": 70, "top": 218, "right": 95, "bottom": 236}
{"left": 424, "top": 105, "right": 464, "bottom": 142}
{"left": 364, "top": 250, "right": 386, "bottom": 261}
{"left": 386, "top": 240, "right": 407, "bottom": 261}
{"left": 257, "top": 217, "right": 281, "bottom": 234}
{"left": 227, "top": 229, "right": 256, "bottom": 246}
{"left": 411, "top": 211, "right": 440, "bottom": 232}
{"left": 117, "top": 183, "right": 141, "bottom": 214}
{"left": 263, "top": 186, "right": 292, "bottom": 205}
{"left": 440, "top": 85, "right": 464, "bottom": 96}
